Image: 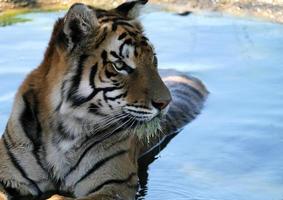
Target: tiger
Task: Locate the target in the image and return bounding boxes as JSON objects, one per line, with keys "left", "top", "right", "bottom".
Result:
{"left": 0, "top": 0, "right": 208, "bottom": 200}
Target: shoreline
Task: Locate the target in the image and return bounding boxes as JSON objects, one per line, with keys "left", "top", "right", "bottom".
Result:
{"left": 152, "top": 0, "right": 283, "bottom": 24}
{"left": 1, "top": 1, "right": 283, "bottom": 26}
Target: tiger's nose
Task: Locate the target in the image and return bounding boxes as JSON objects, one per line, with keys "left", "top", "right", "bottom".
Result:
{"left": 151, "top": 99, "right": 171, "bottom": 110}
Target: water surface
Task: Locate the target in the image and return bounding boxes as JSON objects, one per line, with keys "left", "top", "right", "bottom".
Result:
{"left": 1, "top": 11, "right": 283, "bottom": 200}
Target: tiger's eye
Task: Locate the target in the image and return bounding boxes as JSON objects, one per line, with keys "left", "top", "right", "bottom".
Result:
{"left": 115, "top": 61, "right": 124, "bottom": 68}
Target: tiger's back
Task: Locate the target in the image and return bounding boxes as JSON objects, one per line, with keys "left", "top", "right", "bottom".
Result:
{"left": 0, "top": 1, "right": 208, "bottom": 200}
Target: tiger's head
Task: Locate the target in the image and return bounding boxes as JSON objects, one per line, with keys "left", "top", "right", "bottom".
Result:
{"left": 46, "top": 0, "right": 171, "bottom": 137}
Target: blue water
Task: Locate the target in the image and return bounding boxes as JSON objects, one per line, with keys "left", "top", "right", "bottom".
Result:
{"left": 1, "top": 11, "right": 283, "bottom": 200}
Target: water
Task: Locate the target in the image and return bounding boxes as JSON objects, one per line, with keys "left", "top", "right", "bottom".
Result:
{"left": 1, "top": 11, "right": 283, "bottom": 200}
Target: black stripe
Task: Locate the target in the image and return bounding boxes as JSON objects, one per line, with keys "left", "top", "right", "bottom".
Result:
{"left": 2, "top": 134, "right": 42, "bottom": 195}
{"left": 101, "top": 50, "right": 108, "bottom": 65}
{"left": 5, "top": 128, "right": 15, "bottom": 146}
{"left": 112, "top": 24, "right": 118, "bottom": 31}
{"left": 68, "top": 54, "right": 125, "bottom": 105}
{"left": 55, "top": 80, "right": 68, "bottom": 112}
{"left": 118, "top": 32, "right": 127, "bottom": 40}
{"left": 74, "top": 150, "right": 128, "bottom": 186}
{"left": 63, "top": 138, "right": 96, "bottom": 179}
{"left": 69, "top": 60, "right": 126, "bottom": 106}
{"left": 105, "top": 91, "right": 127, "bottom": 101}
{"left": 101, "top": 85, "right": 124, "bottom": 93}
{"left": 56, "top": 122, "right": 76, "bottom": 140}
{"left": 21, "top": 91, "right": 42, "bottom": 143}
{"left": 6, "top": 127, "right": 50, "bottom": 186}
{"left": 20, "top": 91, "right": 47, "bottom": 174}
{"left": 63, "top": 127, "right": 124, "bottom": 179}
{"left": 68, "top": 84, "right": 123, "bottom": 107}
{"left": 110, "top": 51, "right": 120, "bottom": 59}
{"left": 0, "top": 180, "right": 22, "bottom": 200}
{"left": 97, "top": 99, "right": 102, "bottom": 106}
{"left": 108, "top": 104, "right": 113, "bottom": 110}
{"left": 87, "top": 173, "right": 137, "bottom": 195}
{"left": 89, "top": 63, "right": 98, "bottom": 89}
{"left": 126, "top": 30, "right": 137, "bottom": 38}
{"left": 67, "top": 54, "right": 89, "bottom": 106}
{"left": 88, "top": 103, "right": 99, "bottom": 110}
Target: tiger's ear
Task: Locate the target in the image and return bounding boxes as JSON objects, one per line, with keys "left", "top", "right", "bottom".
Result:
{"left": 114, "top": 0, "right": 148, "bottom": 19}
{"left": 63, "top": 3, "right": 98, "bottom": 47}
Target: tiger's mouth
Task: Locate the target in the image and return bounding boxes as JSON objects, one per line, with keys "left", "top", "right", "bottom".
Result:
{"left": 120, "top": 106, "right": 164, "bottom": 139}
{"left": 123, "top": 107, "right": 159, "bottom": 122}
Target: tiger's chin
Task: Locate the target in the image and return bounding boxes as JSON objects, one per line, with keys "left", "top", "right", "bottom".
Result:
{"left": 125, "top": 115, "right": 163, "bottom": 141}
{"left": 121, "top": 106, "right": 169, "bottom": 140}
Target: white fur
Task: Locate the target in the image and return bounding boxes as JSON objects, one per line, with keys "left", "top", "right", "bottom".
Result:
{"left": 78, "top": 80, "right": 93, "bottom": 97}
{"left": 123, "top": 45, "right": 136, "bottom": 69}
{"left": 50, "top": 84, "right": 62, "bottom": 109}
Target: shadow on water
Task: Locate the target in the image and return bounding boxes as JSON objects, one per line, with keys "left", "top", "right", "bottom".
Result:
{"left": 137, "top": 132, "right": 179, "bottom": 199}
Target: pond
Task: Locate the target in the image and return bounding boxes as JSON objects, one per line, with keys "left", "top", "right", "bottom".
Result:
{"left": 1, "top": 10, "right": 283, "bottom": 200}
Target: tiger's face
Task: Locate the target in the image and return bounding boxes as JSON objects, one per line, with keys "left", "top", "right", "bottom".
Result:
{"left": 54, "top": 1, "right": 171, "bottom": 135}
